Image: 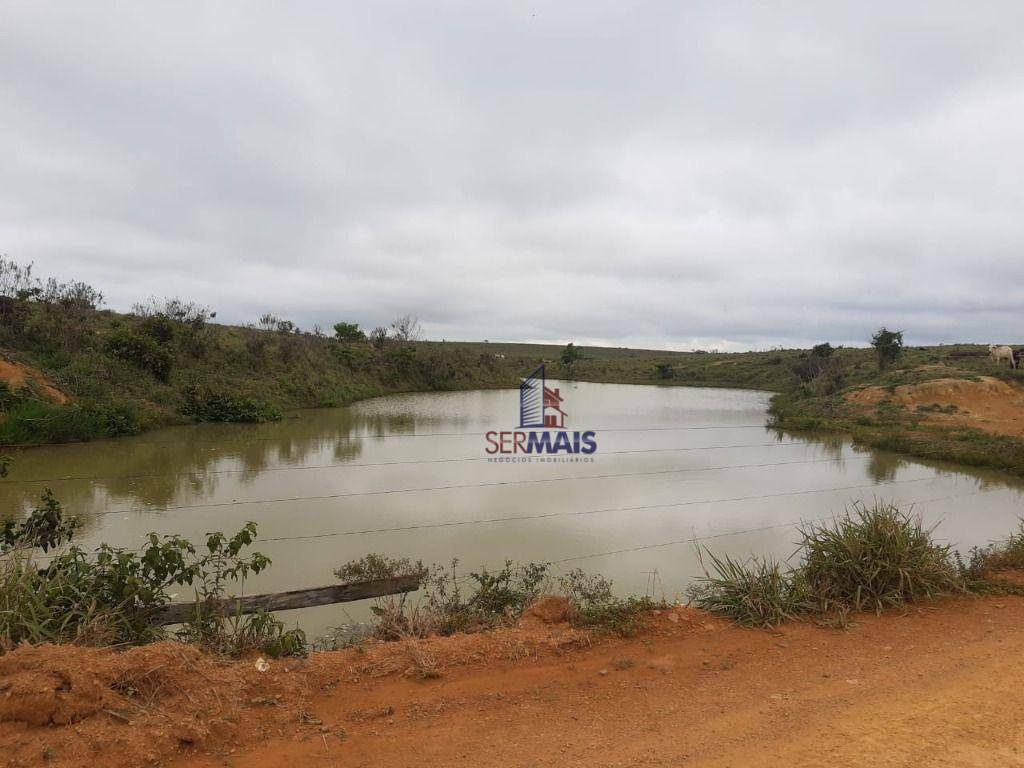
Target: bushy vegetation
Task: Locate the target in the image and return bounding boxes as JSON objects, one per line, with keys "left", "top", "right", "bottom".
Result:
{"left": 0, "top": 485, "right": 304, "bottom": 657}
{"left": 104, "top": 325, "right": 175, "bottom": 381}
{"left": 688, "top": 501, "right": 964, "bottom": 626}
{"left": 179, "top": 384, "right": 281, "bottom": 423}
{"left": 871, "top": 327, "right": 904, "bottom": 371}
{"left": 0, "top": 257, "right": 526, "bottom": 445}
{"left": 335, "top": 555, "right": 662, "bottom": 642}
{"left": 333, "top": 321, "right": 366, "bottom": 342}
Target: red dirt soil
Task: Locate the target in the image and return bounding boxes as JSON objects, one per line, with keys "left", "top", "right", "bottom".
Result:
{"left": 4, "top": 597, "right": 1024, "bottom": 767}
{"left": 847, "top": 375, "right": 1024, "bottom": 438}
{"left": 0, "top": 358, "right": 68, "bottom": 404}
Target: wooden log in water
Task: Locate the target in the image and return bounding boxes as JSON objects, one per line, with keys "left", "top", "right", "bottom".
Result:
{"left": 153, "top": 574, "right": 423, "bottom": 626}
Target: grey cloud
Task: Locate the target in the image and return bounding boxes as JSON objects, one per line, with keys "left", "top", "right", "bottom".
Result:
{"left": 2, "top": 1, "right": 1024, "bottom": 350}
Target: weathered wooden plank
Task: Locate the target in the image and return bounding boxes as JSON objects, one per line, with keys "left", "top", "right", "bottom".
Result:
{"left": 153, "top": 574, "right": 423, "bottom": 626}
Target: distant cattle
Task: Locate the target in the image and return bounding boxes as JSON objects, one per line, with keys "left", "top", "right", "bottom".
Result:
{"left": 989, "top": 344, "right": 1017, "bottom": 369}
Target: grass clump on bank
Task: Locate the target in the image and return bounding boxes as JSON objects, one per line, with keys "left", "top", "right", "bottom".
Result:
{"left": 800, "top": 501, "right": 961, "bottom": 613}
{"left": 957, "top": 521, "right": 1024, "bottom": 586}
{"left": 688, "top": 501, "right": 964, "bottom": 627}
{"left": 686, "top": 552, "right": 808, "bottom": 627}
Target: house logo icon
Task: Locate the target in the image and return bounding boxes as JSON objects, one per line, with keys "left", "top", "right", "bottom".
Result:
{"left": 484, "top": 364, "right": 596, "bottom": 457}
{"left": 519, "top": 364, "right": 567, "bottom": 429}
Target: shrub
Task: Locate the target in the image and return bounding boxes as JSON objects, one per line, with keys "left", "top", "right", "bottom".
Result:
{"left": 871, "top": 327, "right": 904, "bottom": 371}
{"left": 140, "top": 314, "right": 176, "bottom": 345}
{"left": 179, "top": 385, "right": 281, "bottom": 423}
{"left": 132, "top": 296, "right": 215, "bottom": 330}
{"left": 334, "top": 553, "right": 424, "bottom": 583}
{"left": 1, "top": 489, "right": 77, "bottom": 554}
{"left": 369, "top": 326, "right": 388, "bottom": 349}
{"left": 342, "top": 558, "right": 662, "bottom": 641}
{"left": 390, "top": 314, "right": 422, "bottom": 342}
{"left": 104, "top": 327, "right": 174, "bottom": 381}
{"left": 561, "top": 342, "right": 581, "bottom": 376}
{"left": 571, "top": 595, "right": 659, "bottom": 636}
{"left": 333, "top": 322, "right": 366, "bottom": 342}
{"left": 258, "top": 313, "right": 298, "bottom": 334}
{"left": 800, "top": 501, "right": 960, "bottom": 613}
{"left": 0, "top": 506, "right": 303, "bottom": 656}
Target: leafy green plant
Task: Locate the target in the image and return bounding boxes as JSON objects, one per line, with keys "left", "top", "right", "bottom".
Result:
{"left": 561, "top": 342, "right": 581, "bottom": 377}
{"left": 871, "top": 327, "right": 904, "bottom": 371}
{"left": 333, "top": 322, "right": 366, "bottom": 342}
{"left": 104, "top": 326, "right": 174, "bottom": 381}
{"left": 1, "top": 489, "right": 77, "bottom": 554}
{"left": 0, "top": 496, "right": 301, "bottom": 656}
{"left": 334, "top": 553, "right": 424, "bottom": 583}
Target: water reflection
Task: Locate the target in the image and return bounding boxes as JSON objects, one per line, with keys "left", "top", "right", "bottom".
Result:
{"left": 3, "top": 384, "right": 1023, "bottom": 638}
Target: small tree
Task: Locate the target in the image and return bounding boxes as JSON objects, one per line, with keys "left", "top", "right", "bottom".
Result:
{"left": 794, "top": 342, "right": 836, "bottom": 382}
{"left": 811, "top": 342, "right": 834, "bottom": 360}
{"left": 561, "top": 342, "right": 581, "bottom": 378}
{"left": 390, "top": 314, "right": 422, "bottom": 342}
{"left": 369, "top": 326, "right": 389, "bottom": 349}
{"left": 333, "top": 322, "right": 366, "bottom": 342}
{"left": 871, "top": 327, "right": 904, "bottom": 371}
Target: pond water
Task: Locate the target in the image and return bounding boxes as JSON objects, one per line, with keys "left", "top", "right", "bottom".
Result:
{"left": 3, "top": 382, "right": 1023, "bottom": 638}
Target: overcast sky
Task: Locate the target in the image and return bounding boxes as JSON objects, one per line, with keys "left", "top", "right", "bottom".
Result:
{"left": 2, "top": 2, "right": 1023, "bottom": 350}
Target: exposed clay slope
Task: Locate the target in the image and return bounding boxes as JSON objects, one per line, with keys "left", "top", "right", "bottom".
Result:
{"left": 0, "top": 357, "right": 68, "bottom": 403}
{"left": 847, "top": 375, "right": 1024, "bottom": 437}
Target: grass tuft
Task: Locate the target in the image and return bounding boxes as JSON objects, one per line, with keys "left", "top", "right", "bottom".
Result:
{"left": 689, "top": 500, "right": 963, "bottom": 625}
{"left": 800, "top": 500, "right": 962, "bottom": 613}
{"left": 687, "top": 552, "right": 806, "bottom": 627}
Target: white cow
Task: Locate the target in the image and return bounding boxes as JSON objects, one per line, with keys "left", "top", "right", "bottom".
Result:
{"left": 989, "top": 344, "right": 1017, "bottom": 369}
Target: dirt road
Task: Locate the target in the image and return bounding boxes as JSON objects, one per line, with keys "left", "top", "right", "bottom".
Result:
{"left": 4, "top": 597, "right": 1024, "bottom": 768}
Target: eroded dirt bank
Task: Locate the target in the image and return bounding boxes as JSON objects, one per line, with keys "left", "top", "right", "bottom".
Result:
{"left": 847, "top": 375, "right": 1024, "bottom": 438}
{"left": 4, "top": 597, "right": 1024, "bottom": 768}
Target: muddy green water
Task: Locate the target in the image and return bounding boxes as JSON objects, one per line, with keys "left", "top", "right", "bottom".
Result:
{"left": 3, "top": 383, "right": 1023, "bottom": 638}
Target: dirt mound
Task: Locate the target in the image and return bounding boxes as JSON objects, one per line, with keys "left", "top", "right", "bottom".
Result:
{"left": 0, "top": 357, "right": 68, "bottom": 404}
{"left": 846, "top": 376, "right": 1024, "bottom": 437}
{"left": 0, "top": 621, "right": 604, "bottom": 767}
{"left": 517, "top": 596, "right": 576, "bottom": 627}
{"left": 7, "top": 600, "right": 1024, "bottom": 767}
{"left": 0, "top": 645, "right": 114, "bottom": 726}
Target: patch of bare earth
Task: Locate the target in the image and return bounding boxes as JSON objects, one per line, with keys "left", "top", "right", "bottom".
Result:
{"left": 847, "top": 376, "right": 1024, "bottom": 437}
{"left": 0, "top": 357, "right": 68, "bottom": 404}
{"left": 5, "top": 599, "right": 1024, "bottom": 767}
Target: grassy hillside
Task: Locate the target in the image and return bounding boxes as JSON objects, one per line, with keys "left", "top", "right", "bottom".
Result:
{"left": 0, "top": 310, "right": 813, "bottom": 446}
{"left": 3, "top": 260, "right": 1024, "bottom": 480}
{"left": 767, "top": 344, "right": 1024, "bottom": 476}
